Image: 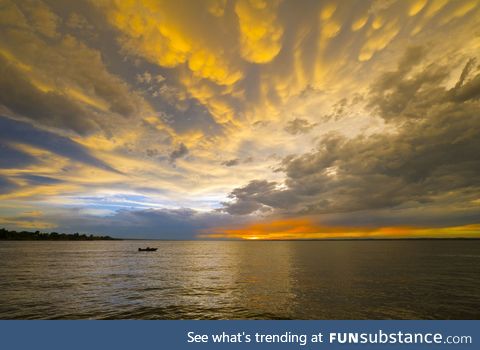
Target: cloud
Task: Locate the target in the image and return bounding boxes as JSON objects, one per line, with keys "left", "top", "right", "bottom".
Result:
{"left": 0, "top": 116, "right": 118, "bottom": 172}
{"left": 367, "top": 46, "right": 448, "bottom": 122}
{"left": 1, "top": 1, "right": 480, "bottom": 238}
{"left": 358, "top": 19, "right": 400, "bottom": 61}
{"left": 89, "top": 0, "right": 480, "bottom": 155}
{"left": 222, "top": 159, "right": 240, "bottom": 167}
{"left": 100, "top": 0, "right": 243, "bottom": 85}
{"left": 0, "top": 176, "right": 17, "bottom": 194}
{"left": 234, "top": 0, "right": 283, "bottom": 63}
{"left": 222, "top": 180, "right": 278, "bottom": 215}
{"left": 0, "top": 55, "right": 96, "bottom": 134}
{"left": 0, "top": 217, "right": 55, "bottom": 230}
{"left": 0, "top": 116, "right": 131, "bottom": 202}
{"left": 222, "top": 48, "right": 480, "bottom": 229}
{"left": 284, "top": 118, "right": 317, "bottom": 135}
{"left": 221, "top": 157, "right": 254, "bottom": 167}
{"left": 169, "top": 143, "right": 189, "bottom": 163}
{"left": 7, "top": 207, "right": 250, "bottom": 239}
{"left": 408, "top": 0, "right": 428, "bottom": 16}
{"left": 65, "top": 12, "right": 97, "bottom": 39}
{"left": 18, "top": 0, "right": 60, "bottom": 38}
{"left": 0, "top": 208, "right": 55, "bottom": 229}
{"left": 19, "top": 175, "right": 63, "bottom": 186}
{"left": 451, "top": 58, "right": 480, "bottom": 102}
{"left": 0, "top": 0, "right": 151, "bottom": 135}
{"left": 0, "top": 141, "right": 36, "bottom": 168}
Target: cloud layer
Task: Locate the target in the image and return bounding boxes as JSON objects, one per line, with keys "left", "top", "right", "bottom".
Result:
{"left": 222, "top": 47, "right": 480, "bottom": 228}
{"left": 0, "top": 0, "right": 479, "bottom": 238}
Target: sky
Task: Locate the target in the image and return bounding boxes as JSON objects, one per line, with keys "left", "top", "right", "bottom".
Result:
{"left": 0, "top": 0, "right": 479, "bottom": 239}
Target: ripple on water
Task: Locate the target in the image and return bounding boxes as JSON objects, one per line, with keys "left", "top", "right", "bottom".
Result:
{"left": 0, "top": 240, "right": 479, "bottom": 319}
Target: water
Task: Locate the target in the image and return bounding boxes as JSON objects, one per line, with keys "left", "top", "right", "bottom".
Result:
{"left": 0, "top": 240, "right": 479, "bottom": 319}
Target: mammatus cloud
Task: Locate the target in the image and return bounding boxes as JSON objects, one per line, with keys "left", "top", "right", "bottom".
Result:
{"left": 235, "top": 0, "right": 283, "bottom": 64}
{"left": 98, "top": 0, "right": 243, "bottom": 86}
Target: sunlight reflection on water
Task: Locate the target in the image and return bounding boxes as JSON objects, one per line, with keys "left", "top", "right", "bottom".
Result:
{"left": 0, "top": 240, "right": 479, "bottom": 319}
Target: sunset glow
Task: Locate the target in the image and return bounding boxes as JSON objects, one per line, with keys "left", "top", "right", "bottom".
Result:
{"left": 200, "top": 219, "right": 480, "bottom": 240}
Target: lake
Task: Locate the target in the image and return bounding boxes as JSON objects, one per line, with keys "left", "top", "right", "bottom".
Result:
{"left": 0, "top": 240, "right": 479, "bottom": 319}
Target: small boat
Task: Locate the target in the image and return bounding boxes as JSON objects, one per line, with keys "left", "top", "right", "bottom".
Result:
{"left": 138, "top": 247, "right": 158, "bottom": 252}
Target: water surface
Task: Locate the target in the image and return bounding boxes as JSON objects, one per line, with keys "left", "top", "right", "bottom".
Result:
{"left": 0, "top": 240, "right": 479, "bottom": 319}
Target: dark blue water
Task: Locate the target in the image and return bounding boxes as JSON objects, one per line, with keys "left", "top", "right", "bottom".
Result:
{"left": 0, "top": 240, "right": 479, "bottom": 319}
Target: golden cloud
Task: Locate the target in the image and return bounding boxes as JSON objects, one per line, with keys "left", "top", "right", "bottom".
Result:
{"left": 100, "top": 0, "right": 243, "bottom": 86}
{"left": 408, "top": 0, "right": 428, "bottom": 16}
{"left": 235, "top": 0, "right": 284, "bottom": 63}
{"left": 358, "top": 19, "right": 400, "bottom": 61}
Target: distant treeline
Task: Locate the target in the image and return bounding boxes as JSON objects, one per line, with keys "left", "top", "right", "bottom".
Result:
{"left": 0, "top": 228, "right": 118, "bottom": 241}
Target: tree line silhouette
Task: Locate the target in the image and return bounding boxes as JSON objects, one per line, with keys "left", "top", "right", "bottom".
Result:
{"left": 0, "top": 228, "right": 118, "bottom": 240}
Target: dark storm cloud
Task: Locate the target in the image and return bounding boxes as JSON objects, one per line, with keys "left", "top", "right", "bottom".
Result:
{"left": 284, "top": 118, "right": 317, "bottom": 135}
{"left": 0, "top": 116, "right": 119, "bottom": 172}
{"left": 222, "top": 49, "right": 480, "bottom": 223}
